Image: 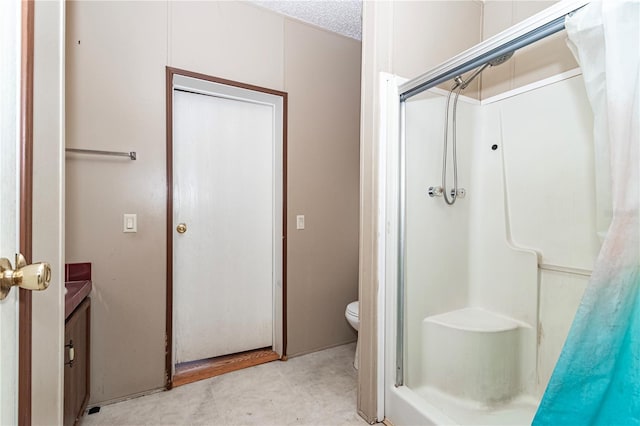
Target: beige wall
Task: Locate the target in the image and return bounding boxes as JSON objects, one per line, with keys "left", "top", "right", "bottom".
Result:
{"left": 284, "top": 20, "right": 361, "bottom": 356}
{"left": 394, "top": 0, "right": 484, "bottom": 98}
{"left": 66, "top": 1, "right": 168, "bottom": 404}
{"left": 392, "top": 1, "right": 483, "bottom": 80}
{"left": 66, "top": 1, "right": 361, "bottom": 404}
{"left": 481, "top": 1, "right": 578, "bottom": 99}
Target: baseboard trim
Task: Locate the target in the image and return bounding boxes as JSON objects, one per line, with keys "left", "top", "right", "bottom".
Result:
{"left": 88, "top": 387, "right": 165, "bottom": 409}
{"left": 286, "top": 339, "right": 357, "bottom": 359}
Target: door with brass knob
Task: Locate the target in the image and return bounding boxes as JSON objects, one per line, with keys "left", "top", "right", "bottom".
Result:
{"left": 0, "top": 253, "right": 52, "bottom": 300}
{"left": 1, "top": 0, "right": 22, "bottom": 420}
{"left": 2, "top": 0, "right": 59, "bottom": 421}
{"left": 172, "top": 87, "right": 284, "bottom": 367}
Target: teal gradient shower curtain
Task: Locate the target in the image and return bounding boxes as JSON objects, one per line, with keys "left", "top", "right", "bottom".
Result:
{"left": 533, "top": 1, "right": 639, "bottom": 425}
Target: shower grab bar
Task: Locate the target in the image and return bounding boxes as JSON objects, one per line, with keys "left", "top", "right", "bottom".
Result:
{"left": 66, "top": 148, "right": 137, "bottom": 160}
{"left": 539, "top": 263, "right": 592, "bottom": 277}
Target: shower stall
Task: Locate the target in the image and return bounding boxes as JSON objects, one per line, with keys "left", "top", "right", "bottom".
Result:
{"left": 382, "top": 2, "right": 601, "bottom": 425}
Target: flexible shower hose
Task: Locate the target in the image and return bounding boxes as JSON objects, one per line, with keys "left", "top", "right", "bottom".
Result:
{"left": 442, "top": 83, "right": 464, "bottom": 206}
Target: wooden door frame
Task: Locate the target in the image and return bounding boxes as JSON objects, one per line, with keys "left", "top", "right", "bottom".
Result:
{"left": 164, "top": 67, "right": 288, "bottom": 389}
{"left": 19, "top": 0, "right": 35, "bottom": 424}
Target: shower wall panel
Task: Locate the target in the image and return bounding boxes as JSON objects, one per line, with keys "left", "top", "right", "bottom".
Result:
{"left": 537, "top": 271, "right": 588, "bottom": 396}
{"left": 487, "top": 75, "right": 597, "bottom": 395}
{"left": 467, "top": 107, "right": 538, "bottom": 328}
{"left": 467, "top": 102, "right": 539, "bottom": 397}
{"left": 404, "top": 92, "right": 476, "bottom": 387}
{"left": 498, "top": 77, "right": 599, "bottom": 269}
{"left": 469, "top": 76, "right": 597, "bottom": 397}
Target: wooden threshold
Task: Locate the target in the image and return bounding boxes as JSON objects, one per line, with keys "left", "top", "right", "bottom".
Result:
{"left": 173, "top": 347, "right": 280, "bottom": 387}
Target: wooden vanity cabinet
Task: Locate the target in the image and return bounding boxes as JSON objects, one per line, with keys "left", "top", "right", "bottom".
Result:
{"left": 64, "top": 297, "right": 90, "bottom": 426}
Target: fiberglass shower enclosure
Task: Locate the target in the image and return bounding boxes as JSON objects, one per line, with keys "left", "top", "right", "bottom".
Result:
{"left": 384, "top": 1, "right": 600, "bottom": 425}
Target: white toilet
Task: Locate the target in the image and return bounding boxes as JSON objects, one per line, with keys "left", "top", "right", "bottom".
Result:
{"left": 345, "top": 301, "right": 359, "bottom": 369}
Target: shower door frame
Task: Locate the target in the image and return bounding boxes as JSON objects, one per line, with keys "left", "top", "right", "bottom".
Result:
{"left": 381, "top": 0, "right": 590, "bottom": 422}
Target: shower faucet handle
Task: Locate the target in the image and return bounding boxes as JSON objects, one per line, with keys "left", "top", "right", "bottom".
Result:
{"left": 451, "top": 188, "right": 466, "bottom": 199}
{"left": 427, "top": 186, "right": 466, "bottom": 199}
{"left": 428, "top": 186, "right": 443, "bottom": 197}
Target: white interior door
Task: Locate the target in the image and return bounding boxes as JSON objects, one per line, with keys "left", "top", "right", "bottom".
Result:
{"left": 173, "top": 89, "right": 276, "bottom": 364}
{"left": 0, "top": 0, "right": 21, "bottom": 421}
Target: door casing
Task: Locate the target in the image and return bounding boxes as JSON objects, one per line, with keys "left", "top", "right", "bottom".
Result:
{"left": 19, "top": 0, "right": 35, "bottom": 424}
{"left": 164, "top": 67, "right": 288, "bottom": 388}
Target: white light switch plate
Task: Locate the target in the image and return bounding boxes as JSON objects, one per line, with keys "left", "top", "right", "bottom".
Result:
{"left": 296, "top": 215, "right": 305, "bottom": 230}
{"left": 123, "top": 213, "right": 137, "bottom": 233}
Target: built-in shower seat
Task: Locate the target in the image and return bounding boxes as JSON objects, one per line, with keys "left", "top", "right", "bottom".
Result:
{"left": 421, "top": 307, "right": 524, "bottom": 406}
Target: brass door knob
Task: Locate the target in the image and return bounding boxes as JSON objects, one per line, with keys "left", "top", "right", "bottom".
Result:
{"left": 0, "top": 253, "right": 51, "bottom": 300}
{"left": 176, "top": 223, "right": 187, "bottom": 234}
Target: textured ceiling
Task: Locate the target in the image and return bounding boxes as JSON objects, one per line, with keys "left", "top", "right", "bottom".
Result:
{"left": 251, "top": 1, "right": 362, "bottom": 40}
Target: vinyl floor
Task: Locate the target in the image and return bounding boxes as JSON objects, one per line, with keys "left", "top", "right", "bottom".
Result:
{"left": 81, "top": 343, "right": 369, "bottom": 426}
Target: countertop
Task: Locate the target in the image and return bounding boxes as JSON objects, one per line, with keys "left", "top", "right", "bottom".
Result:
{"left": 65, "top": 280, "right": 92, "bottom": 320}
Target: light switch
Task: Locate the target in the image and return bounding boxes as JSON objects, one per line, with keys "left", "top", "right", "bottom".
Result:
{"left": 296, "top": 215, "right": 305, "bottom": 230}
{"left": 123, "top": 214, "right": 137, "bottom": 233}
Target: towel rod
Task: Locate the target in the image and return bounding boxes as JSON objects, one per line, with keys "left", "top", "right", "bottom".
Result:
{"left": 66, "top": 148, "right": 136, "bottom": 160}
{"left": 539, "top": 263, "right": 592, "bottom": 277}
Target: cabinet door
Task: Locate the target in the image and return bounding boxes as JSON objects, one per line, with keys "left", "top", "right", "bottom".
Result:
{"left": 64, "top": 298, "right": 90, "bottom": 426}
{"left": 63, "top": 319, "right": 75, "bottom": 426}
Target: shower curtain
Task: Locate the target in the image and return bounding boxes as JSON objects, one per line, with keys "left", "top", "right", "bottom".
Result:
{"left": 533, "top": 1, "right": 639, "bottom": 425}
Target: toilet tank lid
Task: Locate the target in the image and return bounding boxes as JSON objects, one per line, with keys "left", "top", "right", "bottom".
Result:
{"left": 346, "top": 301, "right": 359, "bottom": 317}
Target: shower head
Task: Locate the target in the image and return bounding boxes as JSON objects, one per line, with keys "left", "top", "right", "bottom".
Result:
{"left": 487, "top": 52, "right": 514, "bottom": 67}
{"left": 454, "top": 51, "right": 514, "bottom": 89}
